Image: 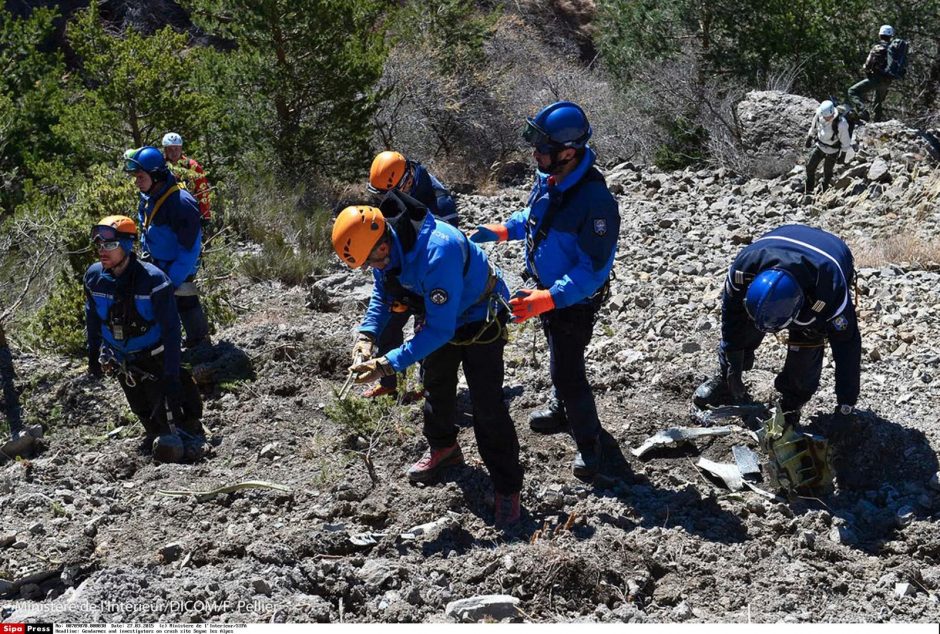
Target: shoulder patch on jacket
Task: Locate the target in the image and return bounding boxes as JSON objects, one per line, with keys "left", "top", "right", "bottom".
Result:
{"left": 832, "top": 314, "right": 849, "bottom": 331}
{"left": 593, "top": 218, "right": 607, "bottom": 236}
{"left": 429, "top": 288, "right": 448, "bottom": 305}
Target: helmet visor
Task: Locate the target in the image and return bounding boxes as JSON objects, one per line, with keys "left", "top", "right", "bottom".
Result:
{"left": 123, "top": 157, "right": 143, "bottom": 173}
{"left": 523, "top": 119, "right": 564, "bottom": 154}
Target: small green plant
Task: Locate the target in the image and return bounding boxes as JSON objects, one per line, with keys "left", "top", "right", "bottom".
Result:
{"left": 50, "top": 501, "right": 67, "bottom": 518}
{"left": 240, "top": 240, "right": 328, "bottom": 286}
{"left": 325, "top": 393, "right": 396, "bottom": 438}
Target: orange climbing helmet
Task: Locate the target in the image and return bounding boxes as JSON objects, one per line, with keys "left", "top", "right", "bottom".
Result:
{"left": 368, "top": 151, "right": 414, "bottom": 194}
{"left": 92, "top": 215, "right": 138, "bottom": 242}
{"left": 332, "top": 206, "right": 386, "bottom": 268}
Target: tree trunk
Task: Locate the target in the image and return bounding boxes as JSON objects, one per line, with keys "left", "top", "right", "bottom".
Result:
{"left": 0, "top": 323, "right": 23, "bottom": 439}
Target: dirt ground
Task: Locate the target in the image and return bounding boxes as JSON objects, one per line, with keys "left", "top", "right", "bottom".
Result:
{"left": 3, "top": 151, "right": 940, "bottom": 623}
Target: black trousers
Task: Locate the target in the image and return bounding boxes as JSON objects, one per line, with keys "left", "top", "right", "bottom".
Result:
{"left": 541, "top": 302, "right": 603, "bottom": 448}
{"left": 805, "top": 147, "right": 838, "bottom": 193}
{"left": 177, "top": 275, "right": 210, "bottom": 345}
{"left": 719, "top": 329, "right": 825, "bottom": 413}
{"left": 421, "top": 318, "right": 523, "bottom": 495}
{"left": 117, "top": 352, "right": 204, "bottom": 437}
{"left": 376, "top": 309, "right": 411, "bottom": 390}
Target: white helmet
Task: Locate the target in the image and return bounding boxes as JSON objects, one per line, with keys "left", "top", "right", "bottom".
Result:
{"left": 817, "top": 100, "right": 836, "bottom": 119}
{"left": 879, "top": 25, "right": 894, "bottom": 38}
{"left": 162, "top": 132, "right": 183, "bottom": 147}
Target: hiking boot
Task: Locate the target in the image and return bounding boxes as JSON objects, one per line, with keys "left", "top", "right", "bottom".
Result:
{"left": 528, "top": 399, "right": 567, "bottom": 434}
{"left": 406, "top": 444, "right": 464, "bottom": 483}
{"left": 693, "top": 374, "right": 731, "bottom": 410}
{"left": 572, "top": 437, "right": 602, "bottom": 479}
{"left": 183, "top": 335, "right": 212, "bottom": 350}
{"left": 494, "top": 491, "right": 521, "bottom": 528}
{"left": 137, "top": 434, "right": 158, "bottom": 455}
{"left": 152, "top": 434, "right": 184, "bottom": 464}
{"left": 363, "top": 384, "right": 397, "bottom": 399}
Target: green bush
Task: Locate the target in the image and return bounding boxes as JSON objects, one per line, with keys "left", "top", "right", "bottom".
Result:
{"left": 240, "top": 240, "right": 329, "bottom": 287}
{"left": 654, "top": 114, "right": 708, "bottom": 170}
{"left": 21, "top": 272, "right": 86, "bottom": 357}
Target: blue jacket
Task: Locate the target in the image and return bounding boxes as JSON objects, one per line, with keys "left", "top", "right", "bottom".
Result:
{"left": 722, "top": 224, "right": 861, "bottom": 406}
{"left": 503, "top": 148, "right": 619, "bottom": 308}
{"left": 84, "top": 255, "right": 182, "bottom": 377}
{"left": 359, "top": 213, "right": 508, "bottom": 372}
{"left": 409, "top": 162, "right": 458, "bottom": 226}
{"left": 136, "top": 174, "right": 203, "bottom": 288}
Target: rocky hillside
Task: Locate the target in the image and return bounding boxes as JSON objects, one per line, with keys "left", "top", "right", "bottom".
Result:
{"left": 2, "top": 91, "right": 940, "bottom": 623}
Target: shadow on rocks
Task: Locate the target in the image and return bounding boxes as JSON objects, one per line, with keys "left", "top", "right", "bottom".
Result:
{"left": 184, "top": 340, "right": 255, "bottom": 393}
{"left": 796, "top": 407, "right": 940, "bottom": 553}
{"left": 596, "top": 429, "right": 748, "bottom": 544}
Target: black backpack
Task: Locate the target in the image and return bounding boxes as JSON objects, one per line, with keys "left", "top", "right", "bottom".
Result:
{"left": 887, "top": 38, "right": 909, "bottom": 79}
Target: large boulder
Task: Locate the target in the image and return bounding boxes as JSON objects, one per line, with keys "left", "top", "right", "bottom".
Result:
{"left": 736, "top": 91, "right": 817, "bottom": 172}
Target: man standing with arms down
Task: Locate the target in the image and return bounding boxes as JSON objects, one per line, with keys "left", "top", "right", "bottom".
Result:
{"left": 124, "top": 146, "right": 211, "bottom": 349}
{"left": 470, "top": 101, "right": 620, "bottom": 479}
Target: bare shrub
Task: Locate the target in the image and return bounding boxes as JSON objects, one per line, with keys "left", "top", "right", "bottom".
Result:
{"left": 372, "top": 12, "right": 659, "bottom": 188}
{"left": 852, "top": 234, "right": 940, "bottom": 269}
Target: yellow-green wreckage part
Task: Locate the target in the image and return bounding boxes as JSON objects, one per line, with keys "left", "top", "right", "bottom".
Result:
{"left": 760, "top": 405, "right": 834, "bottom": 495}
{"left": 157, "top": 480, "right": 292, "bottom": 502}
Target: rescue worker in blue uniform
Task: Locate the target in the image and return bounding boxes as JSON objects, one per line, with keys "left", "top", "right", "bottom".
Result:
{"left": 84, "top": 215, "right": 206, "bottom": 463}
{"left": 332, "top": 192, "right": 523, "bottom": 527}
{"left": 360, "top": 150, "right": 460, "bottom": 399}
{"left": 124, "top": 146, "right": 210, "bottom": 349}
{"left": 693, "top": 224, "right": 862, "bottom": 431}
{"left": 470, "top": 101, "right": 621, "bottom": 479}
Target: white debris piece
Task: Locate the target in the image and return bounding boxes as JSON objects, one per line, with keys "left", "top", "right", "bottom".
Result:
{"left": 696, "top": 458, "right": 744, "bottom": 491}
{"left": 631, "top": 426, "right": 734, "bottom": 458}
{"left": 445, "top": 594, "right": 520, "bottom": 621}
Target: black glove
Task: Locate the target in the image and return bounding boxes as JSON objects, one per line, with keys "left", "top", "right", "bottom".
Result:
{"left": 804, "top": 136, "right": 813, "bottom": 149}
{"left": 163, "top": 375, "right": 186, "bottom": 426}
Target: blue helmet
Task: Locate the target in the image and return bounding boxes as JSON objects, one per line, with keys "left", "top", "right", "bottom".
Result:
{"left": 745, "top": 269, "right": 804, "bottom": 332}
{"left": 124, "top": 146, "right": 169, "bottom": 181}
{"left": 523, "top": 101, "right": 592, "bottom": 153}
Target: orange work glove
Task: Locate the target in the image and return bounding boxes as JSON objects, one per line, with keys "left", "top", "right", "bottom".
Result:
{"left": 508, "top": 288, "right": 555, "bottom": 322}
{"left": 469, "top": 224, "right": 508, "bottom": 244}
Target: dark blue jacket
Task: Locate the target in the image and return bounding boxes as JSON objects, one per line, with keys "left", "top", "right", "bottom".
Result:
{"left": 722, "top": 224, "right": 861, "bottom": 406}
{"left": 84, "top": 255, "right": 182, "bottom": 377}
{"left": 136, "top": 174, "right": 202, "bottom": 288}
{"left": 359, "top": 213, "right": 507, "bottom": 372}
{"left": 503, "top": 148, "right": 619, "bottom": 308}
{"left": 408, "top": 162, "right": 458, "bottom": 226}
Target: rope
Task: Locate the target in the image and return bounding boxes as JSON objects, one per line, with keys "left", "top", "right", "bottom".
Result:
{"left": 449, "top": 293, "right": 510, "bottom": 346}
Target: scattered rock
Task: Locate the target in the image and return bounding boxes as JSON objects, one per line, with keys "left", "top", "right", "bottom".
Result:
{"left": 445, "top": 594, "right": 521, "bottom": 622}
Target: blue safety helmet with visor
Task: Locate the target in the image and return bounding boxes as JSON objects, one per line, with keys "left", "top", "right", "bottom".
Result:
{"left": 744, "top": 269, "right": 805, "bottom": 333}
{"left": 123, "top": 146, "right": 169, "bottom": 181}
{"left": 522, "top": 101, "right": 592, "bottom": 154}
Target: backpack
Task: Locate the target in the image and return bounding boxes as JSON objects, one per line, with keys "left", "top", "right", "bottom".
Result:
{"left": 823, "top": 98, "right": 860, "bottom": 143}
{"left": 886, "top": 38, "right": 909, "bottom": 79}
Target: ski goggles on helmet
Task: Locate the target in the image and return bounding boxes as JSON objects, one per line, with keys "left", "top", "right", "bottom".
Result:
{"left": 91, "top": 225, "right": 133, "bottom": 247}
{"left": 522, "top": 119, "right": 563, "bottom": 154}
